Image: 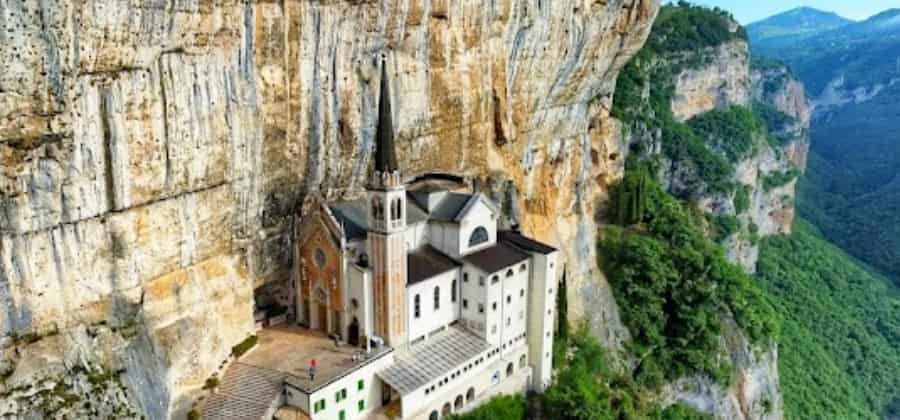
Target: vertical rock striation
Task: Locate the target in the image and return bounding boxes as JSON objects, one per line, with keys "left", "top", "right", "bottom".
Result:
{"left": 1, "top": 0, "right": 659, "bottom": 417}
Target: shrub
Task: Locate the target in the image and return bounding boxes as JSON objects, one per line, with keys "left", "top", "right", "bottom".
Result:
{"left": 733, "top": 186, "right": 751, "bottom": 214}
{"left": 231, "top": 335, "right": 258, "bottom": 358}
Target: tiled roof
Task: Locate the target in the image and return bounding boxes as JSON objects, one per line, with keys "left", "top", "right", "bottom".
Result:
{"left": 498, "top": 230, "right": 557, "bottom": 255}
{"left": 377, "top": 327, "right": 489, "bottom": 395}
{"left": 407, "top": 246, "right": 461, "bottom": 285}
{"left": 462, "top": 242, "right": 530, "bottom": 274}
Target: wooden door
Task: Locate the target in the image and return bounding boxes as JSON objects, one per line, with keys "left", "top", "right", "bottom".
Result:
{"left": 318, "top": 303, "right": 328, "bottom": 333}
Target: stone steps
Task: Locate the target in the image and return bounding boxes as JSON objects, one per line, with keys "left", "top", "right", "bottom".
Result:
{"left": 202, "top": 363, "right": 288, "bottom": 420}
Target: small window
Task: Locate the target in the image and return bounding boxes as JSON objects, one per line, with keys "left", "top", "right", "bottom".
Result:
{"left": 520, "top": 289, "right": 525, "bottom": 297}
{"left": 351, "top": 298, "right": 359, "bottom": 309}
{"left": 478, "top": 303, "right": 484, "bottom": 314}
{"left": 491, "top": 275, "right": 499, "bottom": 285}
{"left": 463, "top": 273, "right": 469, "bottom": 283}
{"left": 520, "top": 263, "right": 527, "bottom": 272}
{"left": 451, "top": 280, "right": 457, "bottom": 303}
{"left": 463, "top": 299, "right": 469, "bottom": 309}
{"left": 479, "top": 276, "right": 485, "bottom": 286}
{"left": 507, "top": 317, "right": 511, "bottom": 326}
{"left": 506, "top": 269, "right": 514, "bottom": 278}
{"left": 506, "top": 295, "right": 511, "bottom": 304}
{"left": 434, "top": 286, "right": 441, "bottom": 310}
{"left": 358, "top": 400, "right": 365, "bottom": 412}
{"left": 492, "top": 302, "right": 497, "bottom": 311}
{"left": 414, "top": 294, "right": 421, "bottom": 318}
{"left": 357, "top": 379, "right": 364, "bottom": 391}
{"left": 339, "top": 409, "right": 346, "bottom": 420}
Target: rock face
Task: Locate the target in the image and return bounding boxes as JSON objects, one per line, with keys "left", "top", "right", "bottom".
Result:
{"left": 670, "top": 40, "right": 752, "bottom": 122}
{"left": 1, "top": 0, "right": 659, "bottom": 417}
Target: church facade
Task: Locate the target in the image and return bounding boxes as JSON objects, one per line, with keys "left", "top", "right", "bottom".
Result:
{"left": 292, "top": 64, "right": 557, "bottom": 420}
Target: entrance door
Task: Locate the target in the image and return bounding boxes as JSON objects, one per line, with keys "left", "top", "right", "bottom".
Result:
{"left": 382, "top": 383, "right": 391, "bottom": 406}
{"left": 318, "top": 303, "right": 328, "bottom": 333}
{"left": 348, "top": 317, "right": 360, "bottom": 346}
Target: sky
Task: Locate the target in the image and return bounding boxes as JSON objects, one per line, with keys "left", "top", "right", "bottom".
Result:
{"left": 685, "top": 1, "right": 897, "bottom": 24}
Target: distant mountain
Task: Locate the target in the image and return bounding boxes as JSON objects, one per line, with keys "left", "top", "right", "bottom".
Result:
{"left": 747, "top": 7, "right": 853, "bottom": 43}
{"left": 751, "top": 7, "right": 900, "bottom": 289}
{"left": 751, "top": 8, "right": 900, "bottom": 97}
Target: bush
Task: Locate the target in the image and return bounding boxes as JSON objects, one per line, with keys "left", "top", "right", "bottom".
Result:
{"left": 733, "top": 186, "right": 751, "bottom": 214}
{"left": 231, "top": 335, "right": 258, "bottom": 358}
{"left": 448, "top": 394, "right": 525, "bottom": 420}
{"left": 762, "top": 169, "right": 800, "bottom": 191}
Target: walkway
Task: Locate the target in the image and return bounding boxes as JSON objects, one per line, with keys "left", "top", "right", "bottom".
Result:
{"left": 202, "top": 363, "right": 287, "bottom": 420}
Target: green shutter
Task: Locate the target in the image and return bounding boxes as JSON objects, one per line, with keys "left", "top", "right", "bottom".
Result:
{"left": 339, "top": 409, "right": 346, "bottom": 420}
{"left": 358, "top": 399, "right": 365, "bottom": 412}
{"left": 357, "top": 379, "right": 364, "bottom": 391}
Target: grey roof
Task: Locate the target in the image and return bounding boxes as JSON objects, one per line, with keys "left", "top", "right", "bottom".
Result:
{"left": 374, "top": 62, "right": 398, "bottom": 174}
{"left": 378, "top": 327, "right": 490, "bottom": 395}
{"left": 329, "top": 199, "right": 369, "bottom": 241}
{"left": 498, "top": 230, "right": 557, "bottom": 255}
{"left": 428, "top": 193, "right": 475, "bottom": 222}
{"left": 462, "top": 242, "right": 530, "bottom": 274}
{"left": 329, "top": 195, "right": 428, "bottom": 241}
{"left": 407, "top": 246, "right": 460, "bottom": 285}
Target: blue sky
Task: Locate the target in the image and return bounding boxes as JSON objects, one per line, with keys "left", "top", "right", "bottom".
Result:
{"left": 685, "top": 1, "right": 896, "bottom": 24}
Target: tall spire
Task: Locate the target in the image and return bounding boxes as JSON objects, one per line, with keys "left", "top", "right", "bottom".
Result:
{"left": 373, "top": 60, "right": 398, "bottom": 174}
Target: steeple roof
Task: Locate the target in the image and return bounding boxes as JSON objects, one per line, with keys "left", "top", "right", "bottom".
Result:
{"left": 373, "top": 62, "right": 398, "bottom": 174}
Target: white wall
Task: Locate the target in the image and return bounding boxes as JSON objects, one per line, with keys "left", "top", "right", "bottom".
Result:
{"left": 526, "top": 251, "right": 558, "bottom": 391}
{"left": 459, "top": 265, "right": 488, "bottom": 339}
{"left": 428, "top": 222, "right": 461, "bottom": 259}
{"left": 457, "top": 199, "right": 497, "bottom": 257}
{"left": 406, "top": 269, "right": 461, "bottom": 343}
{"left": 346, "top": 264, "right": 373, "bottom": 342}
{"left": 301, "top": 352, "right": 396, "bottom": 420}
{"left": 405, "top": 221, "right": 429, "bottom": 250}
{"left": 400, "top": 346, "right": 530, "bottom": 420}
{"left": 499, "top": 261, "right": 529, "bottom": 357}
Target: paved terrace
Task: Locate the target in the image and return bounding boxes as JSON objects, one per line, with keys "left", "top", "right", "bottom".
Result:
{"left": 203, "top": 325, "right": 391, "bottom": 419}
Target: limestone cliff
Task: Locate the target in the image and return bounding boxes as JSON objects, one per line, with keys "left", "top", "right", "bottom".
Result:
{"left": 0, "top": 0, "right": 658, "bottom": 418}
{"left": 609, "top": 9, "right": 810, "bottom": 419}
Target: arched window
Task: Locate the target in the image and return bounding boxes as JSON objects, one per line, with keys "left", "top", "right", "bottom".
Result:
{"left": 434, "top": 286, "right": 441, "bottom": 310}
{"left": 466, "top": 387, "right": 475, "bottom": 402}
{"left": 414, "top": 294, "right": 421, "bottom": 318}
{"left": 506, "top": 362, "right": 514, "bottom": 377}
{"left": 468, "top": 227, "right": 489, "bottom": 247}
{"left": 372, "top": 196, "right": 384, "bottom": 220}
{"left": 391, "top": 197, "right": 402, "bottom": 221}
{"left": 429, "top": 411, "right": 438, "bottom": 420}
{"left": 506, "top": 269, "right": 514, "bottom": 278}
{"left": 519, "top": 354, "right": 527, "bottom": 368}
{"left": 451, "top": 280, "right": 457, "bottom": 303}
{"left": 454, "top": 395, "right": 464, "bottom": 410}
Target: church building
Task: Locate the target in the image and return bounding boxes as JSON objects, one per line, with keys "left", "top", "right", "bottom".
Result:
{"left": 291, "top": 63, "right": 558, "bottom": 420}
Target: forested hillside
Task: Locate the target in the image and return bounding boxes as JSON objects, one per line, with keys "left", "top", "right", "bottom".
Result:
{"left": 757, "top": 220, "right": 900, "bottom": 419}
{"left": 750, "top": 9, "right": 900, "bottom": 287}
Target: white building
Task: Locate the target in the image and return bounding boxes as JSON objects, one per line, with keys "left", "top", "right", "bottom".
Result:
{"left": 292, "top": 64, "right": 558, "bottom": 420}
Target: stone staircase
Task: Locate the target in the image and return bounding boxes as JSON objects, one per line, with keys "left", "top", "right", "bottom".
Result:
{"left": 202, "top": 363, "right": 289, "bottom": 420}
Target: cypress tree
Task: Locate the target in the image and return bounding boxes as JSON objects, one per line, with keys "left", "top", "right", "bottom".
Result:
{"left": 556, "top": 269, "right": 569, "bottom": 341}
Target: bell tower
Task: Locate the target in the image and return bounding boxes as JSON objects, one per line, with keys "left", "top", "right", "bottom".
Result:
{"left": 367, "top": 61, "right": 408, "bottom": 347}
